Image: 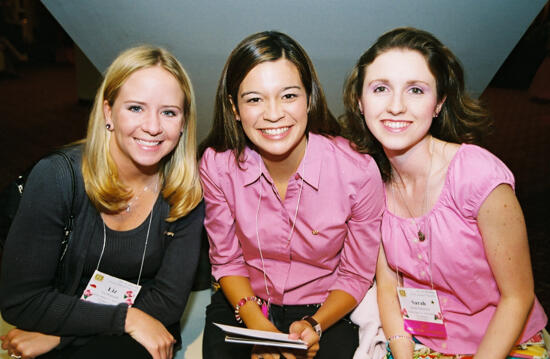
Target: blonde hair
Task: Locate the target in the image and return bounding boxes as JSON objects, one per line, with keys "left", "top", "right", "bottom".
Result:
{"left": 82, "top": 45, "right": 202, "bottom": 221}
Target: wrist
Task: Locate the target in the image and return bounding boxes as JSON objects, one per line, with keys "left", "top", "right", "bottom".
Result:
{"left": 234, "top": 296, "right": 263, "bottom": 323}
{"left": 301, "top": 315, "right": 322, "bottom": 338}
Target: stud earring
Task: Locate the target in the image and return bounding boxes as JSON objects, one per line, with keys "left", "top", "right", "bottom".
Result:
{"left": 106, "top": 123, "right": 112, "bottom": 130}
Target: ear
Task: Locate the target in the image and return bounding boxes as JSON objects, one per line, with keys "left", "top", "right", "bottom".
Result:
{"left": 103, "top": 100, "right": 113, "bottom": 128}
{"left": 357, "top": 99, "right": 364, "bottom": 115}
{"left": 228, "top": 95, "right": 240, "bottom": 121}
{"left": 435, "top": 96, "right": 447, "bottom": 117}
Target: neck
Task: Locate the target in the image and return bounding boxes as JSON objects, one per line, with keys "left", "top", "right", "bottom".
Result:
{"left": 260, "top": 135, "right": 307, "bottom": 184}
{"left": 387, "top": 135, "right": 433, "bottom": 186}
{"left": 115, "top": 161, "right": 160, "bottom": 190}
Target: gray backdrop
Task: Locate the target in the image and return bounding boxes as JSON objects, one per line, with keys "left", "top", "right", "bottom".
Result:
{"left": 42, "top": 0, "right": 546, "bottom": 141}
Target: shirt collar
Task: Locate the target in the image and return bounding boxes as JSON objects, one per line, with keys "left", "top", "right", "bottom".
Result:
{"left": 240, "top": 133, "right": 324, "bottom": 190}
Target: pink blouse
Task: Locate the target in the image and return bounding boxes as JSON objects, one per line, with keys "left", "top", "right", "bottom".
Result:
{"left": 382, "top": 144, "right": 547, "bottom": 354}
{"left": 200, "top": 133, "right": 384, "bottom": 305}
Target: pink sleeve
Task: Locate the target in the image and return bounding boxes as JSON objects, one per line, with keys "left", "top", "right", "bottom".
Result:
{"left": 199, "top": 149, "right": 249, "bottom": 280}
{"left": 329, "top": 157, "right": 385, "bottom": 302}
{"left": 451, "top": 145, "right": 515, "bottom": 219}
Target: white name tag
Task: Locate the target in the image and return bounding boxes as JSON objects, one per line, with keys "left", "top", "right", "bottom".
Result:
{"left": 396, "top": 287, "right": 447, "bottom": 338}
{"left": 80, "top": 270, "right": 141, "bottom": 306}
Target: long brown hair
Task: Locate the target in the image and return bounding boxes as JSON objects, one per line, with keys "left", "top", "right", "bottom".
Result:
{"left": 199, "top": 30, "right": 340, "bottom": 161}
{"left": 342, "top": 27, "right": 491, "bottom": 182}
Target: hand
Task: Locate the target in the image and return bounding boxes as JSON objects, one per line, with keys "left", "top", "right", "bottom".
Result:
{"left": 251, "top": 345, "right": 282, "bottom": 359}
{"left": 286, "top": 319, "right": 320, "bottom": 359}
{"left": 125, "top": 307, "right": 175, "bottom": 359}
{"left": 1, "top": 328, "right": 60, "bottom": 359}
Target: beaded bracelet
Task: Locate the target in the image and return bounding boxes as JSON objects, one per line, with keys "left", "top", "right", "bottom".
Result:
{"left": 387, "top": 334, "right": 414, "bottom": 345}
{"left": 234, "top": 296, "right": 263, "bottom": 323}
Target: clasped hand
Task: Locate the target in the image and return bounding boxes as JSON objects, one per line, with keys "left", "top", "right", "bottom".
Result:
{"left": 1, "top": 328, "right": 60, "bottom": 359}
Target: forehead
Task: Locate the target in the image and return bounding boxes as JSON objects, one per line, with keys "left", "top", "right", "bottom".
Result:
{"left": 120, "top": 66, "right": 182, "bottom": 94}
{"left": 239, "top": 58, "right": 302, "bottom": 91}
{"left": 365, "top": 48, "right": 435, "bottom": 84}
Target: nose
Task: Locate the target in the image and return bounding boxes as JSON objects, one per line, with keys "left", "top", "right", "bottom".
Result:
{"left": 387, "top": 93, "right": 406, "bottom": 115}
{"left": 142, "top": 111, "right": 162, "bottom": 135}
{"left": 263, "top": 99, "right": 284, "bottom": 122}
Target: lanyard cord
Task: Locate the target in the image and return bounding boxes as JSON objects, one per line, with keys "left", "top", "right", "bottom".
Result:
{"left": 255, "top": 150, "right": 306, "bottom": 303}
{"left": 98, "top": 208, "right": 154, "bottom": 287}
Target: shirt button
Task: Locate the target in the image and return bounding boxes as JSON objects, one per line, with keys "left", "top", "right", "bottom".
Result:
{"left": 417, "top": 254, "right": 422, "bottom": 260}
{"left": 421, "top": 271, "right": 426, "bottom": 276}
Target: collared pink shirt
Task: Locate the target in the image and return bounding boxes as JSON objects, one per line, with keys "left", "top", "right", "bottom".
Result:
{"left": 382, "top": 144, "right": 547, "bottom": 354}
{"left": 200, "top": 133, "right": 384, "bottom": 305}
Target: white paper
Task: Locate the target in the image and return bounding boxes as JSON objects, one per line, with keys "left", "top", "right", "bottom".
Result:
{"left": 214, "top": 323, "right": 308, "bottom": 350}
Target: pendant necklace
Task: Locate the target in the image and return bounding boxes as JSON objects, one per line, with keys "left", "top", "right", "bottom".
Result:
{"left": 392, "top": 140, "right": 433, "bottom": 242}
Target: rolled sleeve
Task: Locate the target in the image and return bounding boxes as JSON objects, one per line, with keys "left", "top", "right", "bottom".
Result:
{"left": 199, "top": 149, "right": 249, "bottom": 280}
{"left": 329, "top": 159, "right": 384, "bottom": 302}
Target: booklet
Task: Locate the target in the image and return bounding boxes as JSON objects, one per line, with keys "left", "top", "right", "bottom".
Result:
{"left": 214, "top": 323, "right": 308, "bottom": 350}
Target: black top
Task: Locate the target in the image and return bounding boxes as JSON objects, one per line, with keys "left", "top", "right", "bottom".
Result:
{"left": 0, "top": 145, "right": 204, "bottom": 345}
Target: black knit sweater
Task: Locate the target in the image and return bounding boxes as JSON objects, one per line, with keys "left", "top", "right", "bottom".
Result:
{"left": 0, "top": 145, "right": 204, "bottom": 347}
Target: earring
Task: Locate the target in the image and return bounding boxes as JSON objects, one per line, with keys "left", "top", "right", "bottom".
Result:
{"left": 105, "top": 123, "right": 112, "bottom": 130}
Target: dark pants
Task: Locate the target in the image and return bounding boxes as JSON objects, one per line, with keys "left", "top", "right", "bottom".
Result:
{"left": 203, "top": 290, "right": 359, "bottom": 359}
{"left": 37, "top": 334, "right": 152, "bottom": 359}
{"left": 37, "top": 323, "right": 181, "bottom": 359}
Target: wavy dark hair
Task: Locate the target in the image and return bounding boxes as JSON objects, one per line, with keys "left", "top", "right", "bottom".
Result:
{"left": 199, "top": 30, "right": 340, "bottom": 160}
{"left": 341, "top": 27, "right": 492, "bottom": 181}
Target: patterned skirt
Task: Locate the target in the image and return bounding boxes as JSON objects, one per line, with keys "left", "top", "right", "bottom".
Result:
{"left": 385, "top": 331, "right": 548, "bottom": 359}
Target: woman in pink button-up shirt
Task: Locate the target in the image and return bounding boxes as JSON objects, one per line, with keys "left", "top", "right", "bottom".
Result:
{"left": 342, "top": 27, "right": 547, "bottom": 359}
{"left": 199, "top": 31, "right": 385, "bottom": 359}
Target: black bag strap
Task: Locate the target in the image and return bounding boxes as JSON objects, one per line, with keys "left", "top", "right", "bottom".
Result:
{"left": 52, "top": 150, "right": 76, "bottom": 263}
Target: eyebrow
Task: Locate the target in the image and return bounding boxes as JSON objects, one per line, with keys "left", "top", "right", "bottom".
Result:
{"left": 367, "top": 79, "right": 431, "bottom": 87}
{"left": 240, "top": 85, "right": 302, "bottom": 98}
{"left": 123, "top": 100, "right": 182, "bottom": 110}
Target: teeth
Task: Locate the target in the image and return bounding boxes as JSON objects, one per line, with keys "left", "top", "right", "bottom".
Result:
{"left": 136, "top": 139, "right": 161, "bottom": 146}
{"left": 262, "top": 127, "right": 289, "bottom": 135}
{"left": 383, "top": 121, "right": 409, "bottom": 129}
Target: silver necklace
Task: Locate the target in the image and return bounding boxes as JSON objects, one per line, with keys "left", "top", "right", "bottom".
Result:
{"left": 391, "top": 142, "right": 433, "bottom": 242}
{"left": 125, "top": 175, "right": 159, "bottom": 213}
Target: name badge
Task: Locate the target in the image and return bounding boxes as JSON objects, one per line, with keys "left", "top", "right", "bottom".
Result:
{"left": 81, "top": 270, "right": 141, "bottom": 306}
{"left": 396, "top": 287, "right": 447, "bottom": 338}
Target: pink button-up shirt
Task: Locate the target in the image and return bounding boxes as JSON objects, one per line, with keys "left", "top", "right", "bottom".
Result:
{"left": 200, "top": 133, "right": 384, "bottom": 305}
{"left": 383, "top": 144, "right": 547, "bottom": 354}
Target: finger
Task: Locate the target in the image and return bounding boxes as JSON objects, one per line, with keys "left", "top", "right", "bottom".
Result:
{"left": 281, "top": 351, "right": 296, "bottom": 359}
{"left": 167, "top": 343, "right": 173, "bottom": 359}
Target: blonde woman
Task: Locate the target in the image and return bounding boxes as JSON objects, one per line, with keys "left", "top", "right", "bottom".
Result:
{"left": 0, "top": 45, "right": 204, "bottom": 359}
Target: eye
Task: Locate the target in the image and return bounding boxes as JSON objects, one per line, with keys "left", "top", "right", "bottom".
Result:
{"left": 128, "top": 105, "right": 143, "bottom": 112}
{"left": 373, "top": 85, "right": 388, "bottom": 93}
{"left": 282, "top": 93, "right": 297, "bottom": 100}
{"left": 245, "top": 97, "right": 261, "bottom": 103}
{"left": 409, "top": 87, "right": 424, "bottom": 94}
{"left": 161, "top": 109, "right": 177, "bottom": 117}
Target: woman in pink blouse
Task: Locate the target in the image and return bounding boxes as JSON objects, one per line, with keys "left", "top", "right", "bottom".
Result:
{"left": 342, "top": 27, "right": 547, "bottom": 358}
{"left": 199, "top": 31, "right": 385, "bottom": 359}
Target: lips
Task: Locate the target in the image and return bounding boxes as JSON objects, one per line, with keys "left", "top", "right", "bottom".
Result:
{"left": 261, "top": 126, "right": 290, "bottom": 135}
{"left": 381, "top": 120, "right": 412, "bottom": 132}
{"left": 135, "top": 138, "right": 161, "bottom": 146}
{"left": 382, "top": 120, "right": 410, "bottom": 129}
